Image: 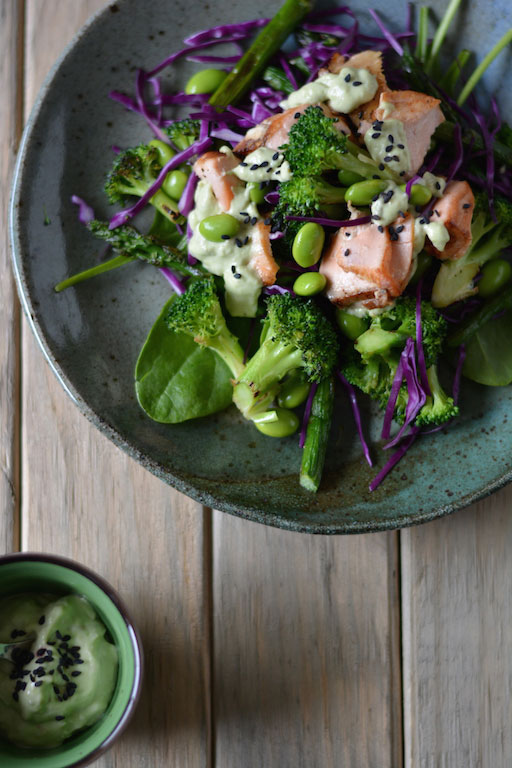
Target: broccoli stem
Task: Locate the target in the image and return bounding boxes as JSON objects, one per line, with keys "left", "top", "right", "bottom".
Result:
{"left": 54, "top": 254, "right": 133, "bottom": 293}
{"left": 447, "top": 285, "right": 512, "bottom": 347}
{"left": 434, "top": 122, "right": 512, "bottom": 169}
{"left": 233, "top": 342, "right": 303, "bottom": 419}
{"left": 208, "top": 0, "right": 313, "bottom": 110}
{"left": 150, "top": 188, "right": 181, "bottom": 220}
{"left": 208, "top": 335, "right": 246, "bottom": 380}
{"left": 300, "top": 377, "right": 334, "bottom": 493}
{"left": 457, "top": 28, "right": 512, "bottom": 106}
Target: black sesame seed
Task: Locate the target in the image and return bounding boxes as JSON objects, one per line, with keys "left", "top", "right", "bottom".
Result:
{"left": 266, "top": 167, "right": 273, "bottom": 173}
{"left": 359, "top": 111, "right": 363, "bottom": 119}
{"left": 372, "top": 174, "right": 380, "bottom": 179}
{"left": 260, "top": 161, "right": 269, "bottom": 167}
{"left": 419, "top": 218, "right": 427, "bottom": 225}
{"left": 372, "top": 194, "right": 380, "bottom": 202}
{"left": 34, "top": 681, "right": 43, "bottom": 687}
{"left": 392, "top": 155, "right": 400, "bottom": 162}
{"left": 12, "top": 692, "right": 19, "bottom": 701}
{"left": 385, "top": 145, "right": 394, "bottom": 152}
{"left": 371, "top": 214, "right": 381, "bottom": 220}
{"left": 388, "top": 225, "right": 395, "bottom": 235}
{"left": 250, "top": 217, "right": 257, "bottom": 225}
{"left": 264, "top": 217, "right": 271, "bottom": 225}
{"left": 54, "top": 685, "right": 60, "bottom": 694}
{"left": 399, "top": 171, "right": 406, "bottom": 176}
{"left": 435, "top": 181, "right": 441, "bottom": 190}
{"left": 435, "top": 209, "right": 440, "bottom": 217}
{"left": 56, "top": 631, "right": 62, "bottom": 640}
{"left": 272, "top": 152, "right": 279, "bottom": 161}
{"left": 344, "top": 73, "right": 351, "bottom": 82}
{"left": 275, "top": 169, "right": 281, "bottom": 175}
{"left": 352, "top": 81, "right": 362, "bottom": 86}
{"left": 344, "top": 249, "right": 350, "bottom": 256}
{"left": 259, "top": 181, "right": 266, "bottom": 189}
{"left": 378, "top": 225, "right": 384, "bottom": 232}
{"left": 71, "top": 671, "right": 82, "bottom": 677}
{"left": 231, "top": 265, "right": 236, "bottom": 273}
{"left": 398, "top": 210, "right": 405, "bottom": 218}
{"left": 387, "top": 134, "right": 394, "bottom": 143}
{"left": 235, "top": 239, "right": 243, "bottom": 248}
{"left": 345, "top": 232, "right": 351, "bottom": 238}
{"left": 390, "top": 232, "right": 399, "bottom": 241}
{"left": 378, "top": 163, "right": 385, "bottom": 171}
{"left": 250, "top": 164, "right": 259, "bottom": 171}
{"left": 371, "top": 133, "right": 381, "bottom": 139}
{"left": 395, "top": 225, "right": 404, "bottom": 233}
{"left": 221, "top": 234, "right": 230, "bottom": 240}
{"left": 383, "top": 190, "right": 394, "bottom": 203}
{"left": 397, "top": 143, "right": 405, "bottom": 149}
{"left": 55, "top": 716, "right": 65, "bottom": 721}
{"left": 233, "top": 273, "right": 242, "bottom": 279}
{"left": 243, "top": 237, "right": 249, "bottom": 245}
{"left": 38, "top": 616, "right": 45, "bottom": 626}
{"left": 240, "top": 162, "right": 247, "bottom": 167}
{"left": 463, "top": 203, "right": 471, "bottom": 209}
{"left": 294, "top": 112, "right": 301, "bottom": 119}
{"left": 239, "top": 211, "right": 248, "bottom": 216}
{"left": 47, "top": 641, "right": 55, "bottom": 646}
{"left": 36, "top": 649, "right": 46, "bottom": 657}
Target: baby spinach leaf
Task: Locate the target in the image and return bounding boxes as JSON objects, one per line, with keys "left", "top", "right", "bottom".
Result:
{"left": 462, "top": 309, "right": 512, "bottom": 386}
{"left": 135, "top": 297, "right": 233, "bottom": 423}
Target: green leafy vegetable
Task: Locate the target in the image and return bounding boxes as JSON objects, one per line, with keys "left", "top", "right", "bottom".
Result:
{"left": 462, "top": 310, "right": 512, "bottom": 386}
{"left": 135, "top": 297, "right": 234, "bottom": 423}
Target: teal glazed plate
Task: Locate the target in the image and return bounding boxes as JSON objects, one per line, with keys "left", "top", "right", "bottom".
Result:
{"left": 9, "top": 0, "right": 512, "bottom": 533}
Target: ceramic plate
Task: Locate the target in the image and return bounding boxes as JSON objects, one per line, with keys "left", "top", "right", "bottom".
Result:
{"left": 10, "top": 0, "right": 512, "bottom": 533}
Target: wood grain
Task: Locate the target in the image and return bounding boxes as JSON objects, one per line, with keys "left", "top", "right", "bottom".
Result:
{"left": 21, "top": 3, "right": 210, "bottom": 766}
{"left": 212, "top": 513, "right": 403, "bottom": 768}
{"left": 0, "top": 0, "right": 23, "bottom": 553}
{"left": 401, "top": 487, "right": 512, "bottom": 768}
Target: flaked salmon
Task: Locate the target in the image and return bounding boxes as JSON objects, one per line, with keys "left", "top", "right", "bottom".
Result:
{"left": 250, "top": 221, "right": 279, "bottom": 285}
{"left": 425, "top": 180, "right": 474, "bottom": 260}
{"left": 193, "top": 151, "right": 244, "bottom": 212}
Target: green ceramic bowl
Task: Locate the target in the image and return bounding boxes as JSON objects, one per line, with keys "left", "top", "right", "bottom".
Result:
{"left": 9, "top": 0, "right": 512, "bottom": 533}
{"left": 0, "top": 553, "right": 143, "bottom": 767}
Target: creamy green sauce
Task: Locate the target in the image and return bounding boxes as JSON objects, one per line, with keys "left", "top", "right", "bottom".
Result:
{"left": 371, "top": 182, "right": 410, "bottom": 227}
{"left": 188, "top": 179, "right": 264, "bottom": 317}
{"left": 0, "top": 593, "right": 118, "bottom": 749}
{"left": 417, "top": 171, "right": 446, "bottom": 198}
{"left": 280, "top": 67, "right": 378, "bottom": 114}
{"left": 232, "top": 147, "right": 292, "bottom": 183}
{"left": 413, "top": 218, "right": 450, "bottom": 257}
{"left": 344, "top": 302, "right": 395, "bottom": 318}
{"left": 364, "top": 119, "right": 411, "bottom": 177}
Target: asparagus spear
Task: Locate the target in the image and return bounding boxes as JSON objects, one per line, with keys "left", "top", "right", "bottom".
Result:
{"left": 300, "top": 376, "right": 334, "bottom": 493}
{"left": 209, "top": 0, "right": 313, "bottom": 110}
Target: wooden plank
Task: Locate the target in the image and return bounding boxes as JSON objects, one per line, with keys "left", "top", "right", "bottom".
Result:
{"left": 401, "top": 487, "right": 512, "bottom": 767}
{"left": 21, "top": 3, "right": 210, "bottom": 766}
{"left": 212, "top": 513, "right": 403, "bottom": 768}
{"left": 0, "top": 0, "right": 23, "bottom": 553}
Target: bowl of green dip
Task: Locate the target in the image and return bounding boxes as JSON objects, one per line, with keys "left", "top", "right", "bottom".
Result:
{"left": 0, "top": 553, "right": 143, "bottom": 767}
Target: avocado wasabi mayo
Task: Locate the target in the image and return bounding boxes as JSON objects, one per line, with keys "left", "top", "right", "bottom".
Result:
{"left": 0, "top": 593, "right": 118, "bottom": 748}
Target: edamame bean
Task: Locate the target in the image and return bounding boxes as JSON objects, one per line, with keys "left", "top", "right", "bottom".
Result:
{"left": 248, "top": 181, "right": 267, "bottom": 204}
{"left": 278, "top": 371, "right": 310, "bottom": 409}
{"left": 163, "top": 169, "right": 189, "bottom": 201}
{"left": 293, "top": 272, "right": 327, "bottom": 296}
{"left": 478, "top": 259, "right": 512, "bottom": 298}
{"left": 409, "top": 250, "right": 433, "bottom": 286}
{"left": 344, "top": 179, "right": 388, "bottom": 206}
{"left": 335, "top": 308, "right": 370, "bottom": 340}
{"left": 255, "top": 408, "right": 299, "bottom": 437}
{"left": 149, "top": 139, "right": 175, "bottom": 166}
{"left": 185, "top": 68, "right": 228, "bottom": 95}
{"left": 399, "top": 183, "right": 432, "bottom": 206}
{"left": 337, "top": 169, "right": 365, "bottom": 187}
{"left": 292, "top": 222, "right": 325, "bottom": 268}
{"left": 199, "top": 214, "right": 240, "bottom": 242}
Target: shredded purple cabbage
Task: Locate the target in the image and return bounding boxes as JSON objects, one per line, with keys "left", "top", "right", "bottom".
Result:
{"left": 369, "top": 427, "right": 419, "bottom": 491}
{"left": 71, "top": 195, "right": 95, "bottom": 225}
{"left": 147, "top": 38, "right": 246, "bottom": 78}
{"left": 109, "top": 136, "right": 212, "bottom": 229}
{"left": 336, "top": 371, "right": 373, "bottom": 466}
{"left": 265, "top": 191, "right": 280, "bottom": 205}
{"left": 405, "top": 174, "right": 421, "bottom": 198}
{"left": 209, "top": 127, "right": 245, "bottom": 145}
{"left": 299, "top": 382, "right": 318, "bottom": 449}
{"left": 279, "top": 54, "right": 298, "bottom": 90}
{"left": 445, "top": 123, "right": 463, "bottom": 183}
{"left": 179, "top": 172, "right": 199, "bottom": 216}
{"left": 384, "top": 338, "right": 427, "bottom": 450}
{"left": 183, "top": 18, "right": 269, "bottom": 47}
{"left": 368, "top": 9, "right": 403, "bottom": 55}
{"left": 186, "top": 53, "right": 240, "bottom": 64}
{"left": 381, "top": 357, "right": 404, "bottom": 441}
{"left": 160, "top": 267, "right": 186, "bottom": 294}
{"left": 135, "top": 69, "right": 171, "bottom": 144}
{"left": 263, "top": 284, "right": 292, "bottom": 295}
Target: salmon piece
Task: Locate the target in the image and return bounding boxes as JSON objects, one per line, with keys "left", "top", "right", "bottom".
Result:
{"left": 388, "top": 213, "right": 415, "bottom": 293}
{"left": 250, "top": 221, "right": 279, "bottom": 285}
{"left": 320, "top": 246, "right": 391, "bottom": 308}
{"left": 358, "top": 90, "right": 445, "bottom": 178}
{"left": 425, "top": 180, "right": 474, "bottom": 260}
{"left": 325, "top": 50, "right": 389, "bottom": 140}
{"left": 193, "top": 151, "right": 243, "bottom": 212}
{"left": 328, "top": 218, "right": 399, "bottom": 294}
{"left": 234, "top": 104, "right": 352, "bottom": 155}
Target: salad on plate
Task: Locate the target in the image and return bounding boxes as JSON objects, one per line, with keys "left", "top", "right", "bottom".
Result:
{"left": 56, "top": 0, "right": 512, "bottom": 493}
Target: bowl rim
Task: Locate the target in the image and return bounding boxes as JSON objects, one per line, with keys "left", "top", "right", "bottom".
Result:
{"left": 0, "top": 551, "right": 143, "bottom": 767}
{"left": 8, "top": 0, "right": 512, "bottom": 535}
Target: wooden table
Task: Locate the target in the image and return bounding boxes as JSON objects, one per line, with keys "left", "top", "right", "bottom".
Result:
{"left": 2, "top": 2, "right": 512, "bottom": 765}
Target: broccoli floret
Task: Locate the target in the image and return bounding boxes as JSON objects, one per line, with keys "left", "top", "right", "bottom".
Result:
{"left": 415, "top": 365, "right": 458, "bottom": 426}
{"left": 233, "top": 293, "right": 339, "bottom": 421}
{"left": 164, "top": 118, "right": 201, "bottom": 151}
{"left": 355, "top": 297, "right": 447, "bottom": 367}
{"left": 282, "top": 105, "right": 393, "bottom": 180}
{"left": 342, "top": 297, "right": 451, "bottom": 426}
{"left": 273, "top": 174, "right": 347, "bottom": 234}
{"left": 87, "top": 220, "right": 205, "bottom": 276}
{"left": 105, "top": 143, "right": 179, "bottom": 221}
{"left": 165, "top": 277, "right": 245, "bottom": 380}
{"left": 432, "top": 192, "right": 512, "bottom": 307}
